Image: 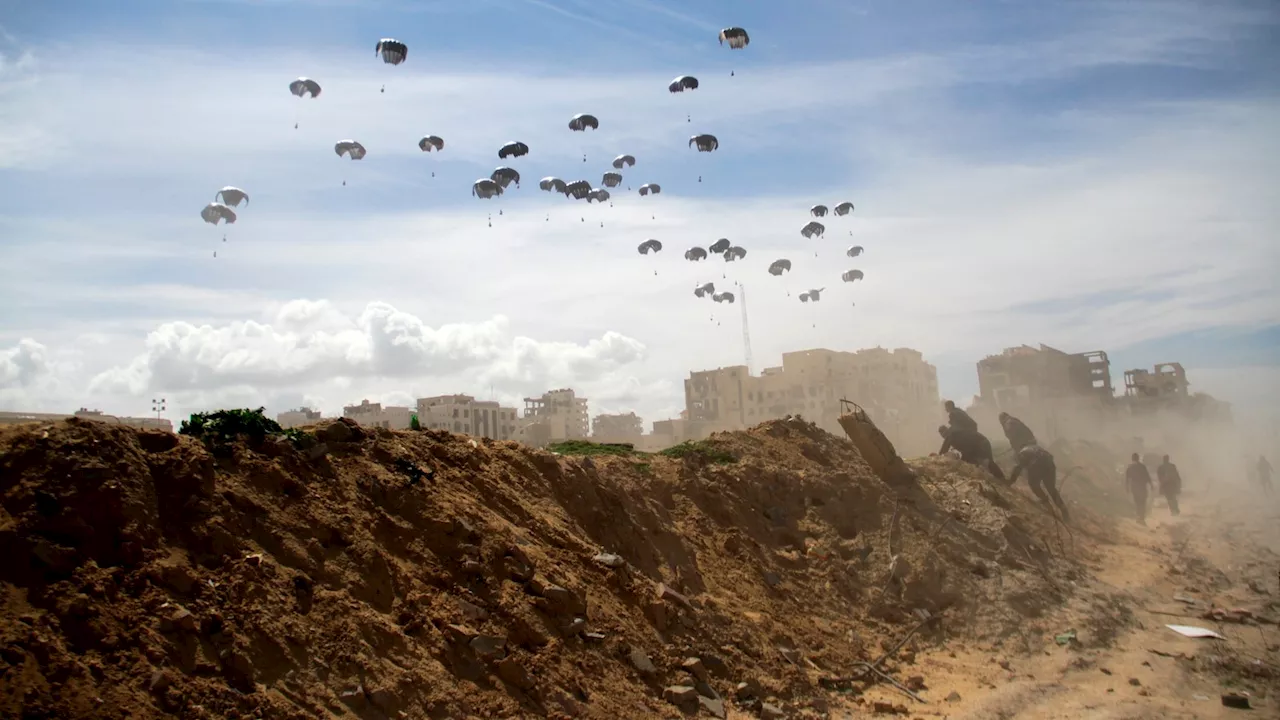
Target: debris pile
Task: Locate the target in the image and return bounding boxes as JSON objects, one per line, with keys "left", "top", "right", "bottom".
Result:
{"left": 0, "top": 415, "right": 1091, "bottom": 718}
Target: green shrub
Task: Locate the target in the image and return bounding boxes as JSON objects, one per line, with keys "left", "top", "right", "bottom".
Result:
{"left": 657, "top": 440, "right": 736, "bottom": 464}
{"left": 179, "top": 407, "right": 307, "bottom": 453}
{"left": 546, "top": 440, "right": 638, "bottom": 457}
{"left": 410, "top": 414, "right": 421, "bottom": 431}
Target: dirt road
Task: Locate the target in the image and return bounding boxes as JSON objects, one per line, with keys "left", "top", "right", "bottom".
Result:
{"left": 828, "top": 489, "right": 1280, "bottom": 719}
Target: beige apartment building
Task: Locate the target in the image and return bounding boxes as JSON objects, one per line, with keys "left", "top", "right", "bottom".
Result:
{"left": 277, "top": 407, "right": 322, "bottom": 429}
{"left": 343, "top": 399, "right": 414, "bottom": 430}
{"left": 516, "top": 388, "right": 589, "bottom": 447}
{"left": 683, "top": 347, "right": 940, "bottom": 455}
{"left": 592, "top": 412, "right": 644, "bottom": 444}
{"left": 416, "top": 394, "right": 519, "bottom": 440}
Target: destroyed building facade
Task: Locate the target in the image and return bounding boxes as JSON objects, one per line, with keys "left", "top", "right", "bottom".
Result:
{"left": 416, "top": 394, "right": 519, "bottom": 440}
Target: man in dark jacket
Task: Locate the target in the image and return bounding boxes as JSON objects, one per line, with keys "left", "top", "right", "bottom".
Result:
{"left": 1156, "top": 455, "right": 1182, "bottom": 516}
{"left": 1258, "top": 456, "right": 1274, "bottom": 496}
{"left": 1126, "top": 452, "right": 1155, "bottom": 525}
{"left": 938, "top": 425, "right": 1006, "bottom": 482}
{"left": 998, "top": 412, "right": 1037, "bottom": 452}
{"left": 943, "top": 400, "right": 979, "bottom": 433}
{"left": 1009, "top": 444, "right": 1070, "bottom": 520}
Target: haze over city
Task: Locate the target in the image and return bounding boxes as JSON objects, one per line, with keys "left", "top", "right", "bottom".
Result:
{"left": 0, "top": 0, "right": 1276, "bottom": 429}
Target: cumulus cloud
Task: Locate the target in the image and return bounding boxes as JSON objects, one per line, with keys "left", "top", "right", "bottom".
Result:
{"left": 89, "top": 299, "right": 646, "bottom": 399}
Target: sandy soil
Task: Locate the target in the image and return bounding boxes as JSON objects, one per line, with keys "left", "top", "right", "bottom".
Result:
{"left": 0, "top": 415, "right": 1275, "bottom": 718}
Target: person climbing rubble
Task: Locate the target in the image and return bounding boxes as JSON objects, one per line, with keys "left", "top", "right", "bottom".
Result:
{"left": 1125, "top": 452, "right": 1155, "bottom": 525}
{"left": 1008, "top": 443, "right": 1070, "bottom": 521}
{"left": 943, "top": 400, "right": 978, "bottom": 433}
{"left": 1258, "top": 455, "right": 1274, "bottom": 496}
{"left": 937, "top": 425, "right": 1006, "bottom": 482}
{"left": 998, "top": 411, "right": 1037, "bottom": 452}
{"left": 1156, "top": 454, "right": 1182, "bottom": 516}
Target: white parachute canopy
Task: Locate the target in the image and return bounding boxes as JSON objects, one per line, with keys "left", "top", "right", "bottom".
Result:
{"left": 200, "top": 203, "right": 236, "bottom": 225}
{"left": 215, "top": 187, "right": 249, "bottom": 207}
{"left": 335, "top": 140, "right": 367, "bottom": 159}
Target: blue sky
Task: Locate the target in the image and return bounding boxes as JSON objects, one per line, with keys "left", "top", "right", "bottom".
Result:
{"left": 0, "top": 0, "right": 1277, "bottom": 428}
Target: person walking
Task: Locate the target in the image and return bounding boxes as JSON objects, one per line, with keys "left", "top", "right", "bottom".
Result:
{"left": 998, "top": 411, "right": 1037, "bottom": 453}
{"left": 1156, "top": 455, "right": 1182, "bottom": 516}
{"left": 1259, "top": 456, "right": 1274, "bottom": 496}
{"left": 1009, "top": 443, "right": 1070, "bottom": 521}
{"left": 1125, "top": 452, "right": 1155, "bottom": 525}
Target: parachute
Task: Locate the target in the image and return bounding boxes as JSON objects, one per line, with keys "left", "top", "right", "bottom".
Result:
{"left": 684, "top": 247, "right": 708, "bottom": 262}
{"left": 718, "top": 27, "right": 750, "bottom": 49}
{"left": 694, "top": 282, "right": 715, "bottom": 298}
{"left": 498, "top": 141, "right": 529, "bottom": 159}
{"left": 601, "top": 172, "right": 623, "bottom": 188}
{"left": 334, "top": 140, "right": 367, "bottom": 160}
{"left": 846, "top": 245, "right": 864, "bottom": 258}
{"left": 612, "top": 154, "right": 636, "bottom": 169}
{"left": 801, "top": 221, "right": 825, "bottom": 239}
{"left": 471, "top": 179, "right": 503, "bottom": 199}
{"left": 723, "top": 246, "right": 747, "bottom": 262}
{"left": 539, "top": 177, "right": 567, "bottom": 193}
{"left": 768, "top": 259, "right": 792, "bottom": 276}
{"left": 588, "top": 188, "right": 611, "bottom": 203}
{"left": 669, "top": 75, "right": 699, "bottom": 93}
{"left": 708, "top": 238, "right": 731, "bottom": 254}
{"left": 842, "top": 269, "right": 865, "bottom": 282}
{"left": 712, "top": 292, "right": 736, "bottom": 304}
{"left": 375, "top": 39, "right": 407, "bottom": 65}
{"left": 799, "top": 288, "right": 826, "bottom": 303}
{"left": 564, "top": 180, "right": 593, "bottom": 200}
{"left": 418, "top": 135, "right": 445, "bottom": 152}
{"left": 215, "top": 187, "right": 249, "bottom": 207}
{"left": 200, "top": 203, "right": 236, "bottom": 225}
{"left": 638, "top": 183, "right": 661, "bottom": 196}
{"left": 810, "top": 204, "right": 828, "bottom": 217}
{"left": 568, "top": 113, "right": 599, "bottom": 131}
{"left": 689, "top": 134, "right": 719, "bottom": 152}
{"left": 637, "top": 239, "right": 662, "bottom": 255}
{"left": 490, "top": 167, "right": 520, "bottom": 189}
{"left": 288, "top": 77, "right": 321, "bottom": 98}
{"left": 834, "top": 201, "right": 855, "bottom": 216}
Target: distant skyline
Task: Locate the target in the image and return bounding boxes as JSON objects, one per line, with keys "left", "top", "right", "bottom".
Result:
{"left": 1, "top": 0, "right": 1277, "bottom": 427}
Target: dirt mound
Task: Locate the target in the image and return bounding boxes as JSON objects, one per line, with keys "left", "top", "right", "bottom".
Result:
{"left": 0, "top": 416, "right": 1093, "bottom": 719}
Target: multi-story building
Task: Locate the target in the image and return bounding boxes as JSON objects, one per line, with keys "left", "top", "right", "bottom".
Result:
{"left": 683, "top": 347, "right": 940, "bottom": 455}
{"left": 517, "top": 388, "right": 589, "bottom": 447}
{"left": 592, "top": 412, "right": 644, "bottom": 444}
{"left": 0, "top": 408, "right": 174, "bottom": 432}
{"left": 277, "top": 407, "right": 322, "bottom": 429}
{"left": 343, "top": 399, "right": 413, "bottom": 430}
{"left": 416, "top": 394, "right": 519, "bottom": 440}
{"left": 973, "top": 344, "right": 1115, "bottom": 442}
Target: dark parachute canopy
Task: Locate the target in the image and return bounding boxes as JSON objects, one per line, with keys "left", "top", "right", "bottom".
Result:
{"left": 685, "top": 247, "right": 708, "bottom": 261}
{"left": 418, "top": 135, "right": 444, "bottom": 152}
{"left": 472, "top": 179, "right": 502, "bottom": 199}
{"left": 539, "top": 177, "right": 567, "bottom": 193}
{"left": 637, "top": 239, "right": 662, "bottom": 255}
{"left": 842, "top": 269, "right": 865, "bottom": 282}
{"left": 768, "top": 259, "right": 792, "bottom": 276}
{"left": 568, "top": 113, "right": 599, "bottom": 131}
{"left": 718, "top": 27, "right": 750, "bottom": 49}
{"left": 834, "top": 201, "right": 856, "bottom": 216}
{"left": 708, "top": 238, "right": 732, "bottom": 254}
{"left": 564, "top": 180, "right": 593, "bottom": 199}
{"left": 846, "top": 245, "right": 864, "bottom": 258}
{"left": 669, "top": 75, "right": 699, "bottom": 93}
{"left": 723, "top": 246, "right": 747, "bottom": 262}
{"left": 612, "top": 154, "right": 636, "bottom": 169}
{"left": 498, "top": 141, "right": 529, "bottom": 159}
{"left": 689, "top": 134, "right": 719, "bottom": 152}
{"left": 490, "top": 167, "right": 520, "bottom": 188}
{"left": 375, "top": 39, "right": 407, "bottom": 65}
{"left": 638, "top": 183, "right": 661, "bottom": 196}
{"left": 288, "top": 77, "right": 321, "bottom": 98}
{"left": 801, "top": 221, "right": 825, "bottom": 239}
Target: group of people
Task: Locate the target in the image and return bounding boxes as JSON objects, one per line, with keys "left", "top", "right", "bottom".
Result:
{"left": 935, "top": 401, "right": 1070, "bottom": 522}
{"left": 1123, "top": 453, "right": 1183, "bottom": 525}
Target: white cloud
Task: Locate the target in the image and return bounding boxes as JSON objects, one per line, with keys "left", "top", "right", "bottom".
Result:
{"left": 0, "top": 7, "right": 1277, "bottom": 428}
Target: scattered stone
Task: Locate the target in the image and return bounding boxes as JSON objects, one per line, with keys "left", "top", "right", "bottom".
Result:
{"left": 160, "top": 605, "right": 198, "bottom": 633}
{"left": 663, "top": 685, "right": 699, "bottom": 708}
{"left": 945, "top": 691, "right": 961, "bottom": 703}
{"left": 148, "top": 669, "right": 172, "bottom": 693}
{"left": 700, "top": 652, "right": 730, "bottom": 677}
{"left": 656, "top": 582, "right": 693, "bottom": 611}
{"left": 562, "top": 618, "right": 587, "bottom": 636}
{"left": 461, "top": 560, "right": 485, "bottom": 576}
{"left": 539, "top": 584, "right": 584, "bottom": 616}
{"left": 996, "top": 657, "right": 1011, "bottom": 670}
{"left": 763, "top": 571, "right": 782, "bottom": 587}
{"left": 1128, "top": 678, "right": 1141, "bottom": 687}
{"left": 1100, "top": 668, "right": 1112, "bottom": 675}
{"left": 735, "top": 681, "right": 758, "bottom": 700}
{"left": 584, "top": 631, "right": 607, "bottom": 641}
{"left": 906, "top": 675, "right": 926, "bottom": 691}
{"left": 1221, "top": 693, "right": 1251, "bottom": 709}
{"left": 872, "top": 701, "right": 908, "bottom": 714}
{"left": 496, "top": 658, "right": 534, "bottom": 690}
{"left": 628, "top": 648, "right": 658, "bottom": 676}
{"left": 593, "top": 552, "right": 625, "bottom": 568}
{"left": 699, "top": 695, "right": 727, "bottom": 718}
{"left": 682, "top": 657, "right": 709, "bottom": 683}
{"left": 778, "top": 647, "right": 802, "bottom": 665}
{"left": 760, "top": 702, "right": 786, "bottom": 719}
{"left": 455, "top": 598, "right": 488, "bottom": 622}
{"left": 469, "top": 634, "right": 507, "bottom": 660}
{"left": 368, "top": 687, "right": 400, "bottom": 714}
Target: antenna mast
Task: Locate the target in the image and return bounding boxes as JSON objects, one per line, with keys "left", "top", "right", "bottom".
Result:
{"left": 738, "top": 282, "right": 754, "bottom": 374}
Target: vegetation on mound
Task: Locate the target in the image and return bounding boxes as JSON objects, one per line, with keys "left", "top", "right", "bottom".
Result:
{"left": 658, "top": 439, "right": 737, "bottom": 464}
{"left": 546, "top": 440, "right": 640, "bottom": 457}
{"left": 179, "top": 407, "right": 308, "bottom": 453}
